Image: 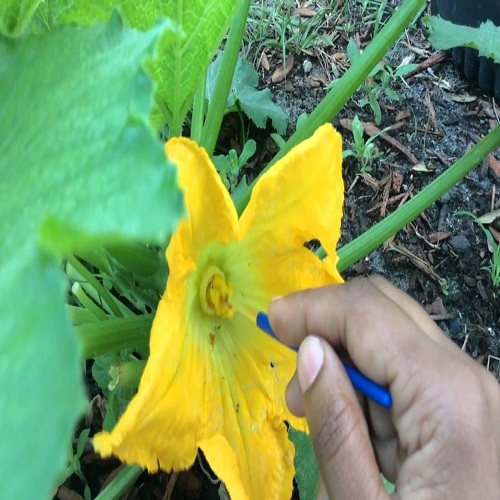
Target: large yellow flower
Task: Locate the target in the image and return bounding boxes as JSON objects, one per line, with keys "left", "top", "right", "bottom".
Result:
{"left": 93, "top": 124, "right": 344, "bottom": 499}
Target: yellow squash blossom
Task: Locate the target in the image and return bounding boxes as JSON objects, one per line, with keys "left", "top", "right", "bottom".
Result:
{"left": 93, "top": 123, "right": 344, "bottom": 499}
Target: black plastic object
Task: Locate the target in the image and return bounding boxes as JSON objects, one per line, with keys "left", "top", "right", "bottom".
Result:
{"left": 431, "top": 0, "right": 500, "bottom": 99}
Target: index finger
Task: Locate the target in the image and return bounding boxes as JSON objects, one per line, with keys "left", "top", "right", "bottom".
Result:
{"left": 267, "top": 277, "right": 460, "bottom": 405}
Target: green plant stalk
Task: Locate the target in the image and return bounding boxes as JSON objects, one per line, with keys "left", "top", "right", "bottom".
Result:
{"left": 66, "top": 255, "right": 123, "bottom": 317}
{"left": 200, "top": 0, "right": 251, "bottom": 155}
{"left": 66, "top": 305, "right": 99, "bottom": 325}
{"left": 71, "top": 282, "right": 108, "bottom": 321}
{"left": 235, "top": 0, "right": 426, "bottom": 213}
{"left": 109, "top": 360, "right": 147, "bottom": 390}
{"left": 336, "top": 125, "right": 500, "bottom": 272}
{"left": 191, "top": 71, "right": 207, "bottom": 143}
{"left": 94, "top": 465, "right": 143, "bottom": 500}
{"left": 77, "top": 315, "right": 153, "bottom": 359}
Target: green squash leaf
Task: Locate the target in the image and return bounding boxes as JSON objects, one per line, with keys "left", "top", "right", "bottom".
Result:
{"left": 56, "top": 0, "right": 241, "bottom": 135}
{"left": 289, "top": 428, "right": 318, "bottom": 500}
{"left": 429, "top": 16, "right": 500, "bottom": 64}
{"left": 147, "top": 0, "right": 241, "bottom": 134}
{"left": 0, "top": 15, "right": 183, "bottom": 498}
{"left": 207, "top": 55, "right": 288, "bottom": 135}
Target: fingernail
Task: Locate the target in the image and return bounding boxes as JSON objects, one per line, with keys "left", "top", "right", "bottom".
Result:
{"left": 271, "top": 295, "right": 283, "bottom": 302}
{"left": 297, "top": 336, "right": 324, "bottom": 393}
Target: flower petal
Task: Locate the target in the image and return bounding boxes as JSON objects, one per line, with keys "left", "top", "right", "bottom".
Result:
{"left": 200, "top": 411, "right": 295, "bottom": 500}
{"left": 237, "top": 123, "right": 344, "bottom": 298}
{"left": 165, "top": 138, "right": 238, "bottom": 267}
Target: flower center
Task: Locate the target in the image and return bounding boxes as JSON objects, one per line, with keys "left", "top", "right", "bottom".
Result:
{"left": 199, "top": 265, "right": 234, "bottom": 318}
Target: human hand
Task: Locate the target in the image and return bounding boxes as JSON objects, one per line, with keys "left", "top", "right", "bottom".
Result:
{"left": 268, "top": 276, "right": 500, "bottom": 499}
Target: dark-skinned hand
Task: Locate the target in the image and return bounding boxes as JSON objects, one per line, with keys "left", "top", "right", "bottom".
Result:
{"left": 269, "top": 276, "right": 500, "bottom": 499}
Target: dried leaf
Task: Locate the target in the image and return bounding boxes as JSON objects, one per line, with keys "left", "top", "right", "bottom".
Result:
{"left": 490, "top": 226, "right": 500, "bottom": 244}
{"left": 305, "top": 77, "right": 321, "bottom": 88}
{"left": 292, "top": 7, "right": 317, "bottom": 17}
{"left": 310, "top": 75, "right": 327, "bottom": 86}
{"left": 425, "top": 297, "right": 447, "bottom": 315}
{"left": 363, "top": 121, "right": 420, "bottom": 165}
{"left": 392, "top": 171, "right": 404, "bottom": 193}
{"left": 271, "top": 54, "right": 294, "bottom": 83}
{"left": 389, "top": 243, "right": 444, "bottom": 284}
{"left": 450, "top": 93, "right": 477, "bottom": 103}
{"left": 488, "top": 154, "right": 500, "bottom": 177}
{"left": 395, "top": 109, "right": 411, "bottom": 122}
{"left": 477, "top": 209, "right": 500, "bottom": 224}
{"left": 429, "top": 231, "right": 451, "bottom": 243}
{"left": 412, "top": 163, "right": 435, "bottom": 172}
{"left": 339, "top": 118, "right": 353, "bottom": 131}
{"left": 260, "top": 50, "right": 270, "bottom": 71}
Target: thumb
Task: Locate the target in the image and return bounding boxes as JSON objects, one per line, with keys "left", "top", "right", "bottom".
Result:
{"left": 297, "top": 336, "right": 387, "bottom": 499}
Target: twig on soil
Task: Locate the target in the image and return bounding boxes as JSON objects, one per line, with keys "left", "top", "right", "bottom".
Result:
{"left": 363, "top": 121, "right": 421, "bottom": 165}
{"left": 403, "top": 50, "right": 447, "bottom": 80}
{"left": 389, "top": 243, "right": 444, "bottom": 285}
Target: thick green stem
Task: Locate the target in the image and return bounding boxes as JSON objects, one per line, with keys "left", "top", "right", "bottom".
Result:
{"left": 191, "top": 71, "right": 206, "bottom": 143}
{"left": 66, "top": 305, "right": 99, "bottom": 325}
{"left": 78, "top": 315, "right": 153, "bottom": 359}
{"left": 337, "top": 126, "right": 500, "bottom": 272}
{"left": 200, "top": 0, "right": 251, "bottom": 155}
{"left": 235, "top": 0, "right": 426, "bottom": 214}
{"left": 94, "top": 465, "right": 143, "bottom": 500}
{"left": 109, "top": 360, "right": 147, "bottom": 390}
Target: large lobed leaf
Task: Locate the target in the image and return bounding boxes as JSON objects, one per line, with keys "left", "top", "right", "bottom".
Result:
{"left": 0, "top": 15, "right": 183, "bottom": 498}
{"left": 429, "top": 16, "right": 500, "bottom": 64}
{"left": 57, "top": 0, "right": 242, "bottom": 134}
{"left": 288, "top": 428, "right": 318, "bottom": 500}
{"left": 207, "top": 55, "right": 288, "bottom": 135}
{"left": 146, "top": 0, "right": 242, "bottom": 132}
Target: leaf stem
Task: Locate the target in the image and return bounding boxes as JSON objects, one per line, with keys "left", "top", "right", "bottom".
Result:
{"left": 235, "top": 0, "right": 427, "bottom": 213}
{"left": 71, "top": 282, "right": 108, "bottom": 321}
{"left": 66, "top": 255, "right": 123, "bottom": 317}
{"left": 66, "top": 305, "right": 99, "bottom": 325}
{"left": 336, "top": 125, "right": 500, "bottom": 271}
{"left": 94, "top": 465, "right": 143, "bottom": 500}
{"left": 200, "top": 0, "right": 251, "bottom": 156}
{"left": 191, "top": 71, "right": 206, "bottom": 142}
{"left": 78, "top": 315, "right": 153, "bottom": 359}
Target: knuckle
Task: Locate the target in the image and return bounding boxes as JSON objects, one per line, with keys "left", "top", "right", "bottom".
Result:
{"left": 312, "top": 393, "right": 360, "bottom": 466}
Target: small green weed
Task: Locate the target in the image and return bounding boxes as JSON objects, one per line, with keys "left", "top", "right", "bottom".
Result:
{"left": 57, "top": 428, "right": 91, "bottom": 500}
{"left": 341, "top": 38, "right": 418, "bottom": 124}
{"left": 361, "top": 0, "right": 392, "bottom": 35}
{"left": 213, "top": 139, "right": 256, "bottom": 193}
{"left": 457, "top": 211, "right": 500, "bottom": 288}
{"left": 342, "top": 115, "right": 386, "bottom": 171}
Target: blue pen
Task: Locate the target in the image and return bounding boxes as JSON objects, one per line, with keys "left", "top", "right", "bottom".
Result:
{"left": 256, "top": 312, "right": 393, "bottom": 409}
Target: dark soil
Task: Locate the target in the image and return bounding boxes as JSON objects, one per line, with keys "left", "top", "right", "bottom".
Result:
{"left": 60, "top": 1, "right": 499, "bottom": 498}
{"left": 265, "top": 1, "right": 500, "bottom": 367}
